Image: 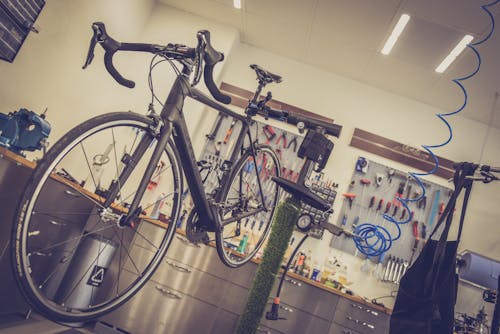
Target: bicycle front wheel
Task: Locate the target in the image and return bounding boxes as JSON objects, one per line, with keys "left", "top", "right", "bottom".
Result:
{"left": 11, "top": 112, "right": 182, "bottom": 322}
{"left": 215, "top": 145, "right": 280, "bottom": 267}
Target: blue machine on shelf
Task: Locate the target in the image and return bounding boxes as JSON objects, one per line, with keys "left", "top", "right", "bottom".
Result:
{"left": 0, "top": 108, "right": 51, "bottom": 156}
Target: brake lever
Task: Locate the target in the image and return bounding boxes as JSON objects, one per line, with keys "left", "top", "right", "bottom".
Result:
{"left": 82, "top": 23, "right": 105, "bottom": 69}
{"left": 82, "top": 35, "right": 97, "bottom": 69}
{"left": 191, "top": 33, "right": 206, "bottom": 86}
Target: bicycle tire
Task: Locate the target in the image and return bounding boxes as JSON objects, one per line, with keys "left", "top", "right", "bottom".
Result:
{"left": 11, "top": 112, "right": 183, "bottom": 322}
{"left": 215, "top": 145, "right": 280, "bottom": 267}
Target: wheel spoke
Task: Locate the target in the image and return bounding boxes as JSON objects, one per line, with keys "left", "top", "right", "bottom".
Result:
{"left": 216, "top": 148, "right": 279, "bottom": 267}
{"left": 59, "top": 241, "right": 112, "bottom": 306}
{"left": 111, "top": 228, "right": 142, "bottom": 276}
{"left": 31, "top": 225, "right": 115, "bottom": 253}
{"left": 117, "top": 164, "right": 173, "bottom": 208}
{"left": 80, "top": 142, "right": 98, "bottom": 190}
{"left": 130, "top": 226, "right": 161, "bottom": 251}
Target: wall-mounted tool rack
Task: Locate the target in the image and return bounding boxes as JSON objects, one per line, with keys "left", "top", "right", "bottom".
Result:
{"left": 331, "top": 157, "right": 452, "bottom": 282}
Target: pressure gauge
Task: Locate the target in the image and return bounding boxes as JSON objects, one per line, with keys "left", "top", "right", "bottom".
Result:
{"left": 296, "top": 213, "right": 313, "bottom": 232}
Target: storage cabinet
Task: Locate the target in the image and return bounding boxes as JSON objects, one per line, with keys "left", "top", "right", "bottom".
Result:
{"left": 0, "top": 152, "right": 32, "bottom": 316}
{"left": 0, "top": 150, "right": 391, "bottom": 333}
{"left": 101, "top": 223, "right": 257, "bottom": 334}
{"left": 102, "top": 228, "right": 390, "bottom": 334}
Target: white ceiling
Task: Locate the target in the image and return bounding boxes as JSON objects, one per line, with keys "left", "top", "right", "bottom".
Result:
{"left": 159, "top": 0, "right": 500, "bottom": 129}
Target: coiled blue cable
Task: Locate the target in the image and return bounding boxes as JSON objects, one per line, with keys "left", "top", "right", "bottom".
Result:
{"left": 353, "top": 0, "right": 499, "bottom": 257}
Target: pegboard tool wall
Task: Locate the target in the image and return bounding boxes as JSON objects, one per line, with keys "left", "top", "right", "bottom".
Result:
{"left": 197, "top": 114, "right": 338, "bottom": 238}
{"left": 200, "top": 113, "right": 305, "bottom": 184}
{"left": 331, "top": 157, "right": 452, "bottom": 263}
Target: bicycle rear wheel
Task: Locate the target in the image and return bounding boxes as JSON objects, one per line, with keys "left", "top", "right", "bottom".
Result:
{"left": 11, "top": 112, "right": 182, "bottom": 322}
{"left": 215, "top": 145, "right": 280, "bottom": 267}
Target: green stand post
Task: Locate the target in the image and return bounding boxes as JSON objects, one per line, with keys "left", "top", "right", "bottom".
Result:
{"left": 235, "top": 196, "right": 301, "bottom": 334}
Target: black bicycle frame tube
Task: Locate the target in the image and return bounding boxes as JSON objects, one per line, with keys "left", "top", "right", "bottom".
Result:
{"left": 109, "top": 70, "right": 270, "bottom": 229}
{"left": 190, "top": 87, "right": 247, "bottom": 123}
{"left": 190, "top": 87, "right": 270, "bottom": 227}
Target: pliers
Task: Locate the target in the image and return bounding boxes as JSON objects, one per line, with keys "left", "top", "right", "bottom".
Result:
{"left": 286, "top": 135, "right": 298, "bottom": 152}
{"left": 276, "top": 132, "right": 287, "bottom": 148}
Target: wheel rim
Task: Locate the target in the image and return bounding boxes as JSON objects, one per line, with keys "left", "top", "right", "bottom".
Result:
{"left": 16, "top": 117, "right": 181, "bottom": 320}
{"left": 217, "top": 147, "right": 280, "bottom": 266}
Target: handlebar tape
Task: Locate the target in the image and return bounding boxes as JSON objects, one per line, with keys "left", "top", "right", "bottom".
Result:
{"left": 198, "top": 30, "right": 232, "bottom": 104}
{"left": 203, "top": 63, "right": 231, "bottom": 105}
{"left": 104, "top": 50, "right": 135, "bottom": 88}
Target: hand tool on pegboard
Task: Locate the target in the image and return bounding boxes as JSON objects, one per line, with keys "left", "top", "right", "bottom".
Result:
{"left": 375, "top": 173, "right": 384, "bottom": 187}
{"left": 396, "top": 261, "right": 409, "bottom": 284}
{"left": 262, "top": 125, "right": 276, "bottom": 144}
{"left": 428, "top": 189, "right": 440, "bottom": 225}
{"left": 275, "top": 131, "right": 287, "bottom": 148}
{"left": 408, "top": 220, "right": 420, "bottom": 265}
{"left": 384, "top": 255, "right": 395, "bottom": 282}
{"left": 367, "top": 195, "right": 376, "bottom": 222}
{"left": 223, "top": 119, "right": 237, "bottom": 144}
{"left": 390, "top": 258, "right": 402, "bottom": 283}
{"left": 356, "top": 178, "right": 371, "bottom": 217}
{"left": 392, "top": 181, "right": 405, "bottom": 217}
{"left": 342, "top": 193, "right": 356, "bottom": 226}
{"left": 421, "top": 223, "right": 427, "bottom": 243}
{"left": 206, "top": 113, "right": 227, "bottom": 140}
{"left": 382, "top": 255, "right": 392, "bottom": 281}
{"left": 373, "top": 198, "right": 384, "bottom": 225}
{"left": 286, "top": 135, "right": 298, "bottom": 152}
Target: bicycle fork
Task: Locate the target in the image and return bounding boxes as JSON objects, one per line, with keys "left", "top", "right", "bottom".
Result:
{"left": 102, "top": 120, "right": 173, "bottom": 227}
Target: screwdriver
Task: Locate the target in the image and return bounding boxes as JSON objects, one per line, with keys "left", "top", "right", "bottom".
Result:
{"left": 374, "top": 198, "right": 384, "bottom": 224}
{"left": 369, "top": 196, "right": 375, "bottom": 209}
{"left": 367, "top": 196, "right": 375, "bottom": 221}
{"left": 223, "top": 119, "right": 236, "bottom": 144}
{"left": 384, "top": 201, "right": 392, "bottom": 215}
{"left": 409, "top": 221, "right": 420, "bottom": 265}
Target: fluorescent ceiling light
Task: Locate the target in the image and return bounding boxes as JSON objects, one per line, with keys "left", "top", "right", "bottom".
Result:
{"left": 381, "top": 14, "right": 410, "bottom": 55}
{"left": 233, "top": 0, "right": 242, "bottom": 9}
{"left": 435, "top": 34, "right": 474, "bottom": 73}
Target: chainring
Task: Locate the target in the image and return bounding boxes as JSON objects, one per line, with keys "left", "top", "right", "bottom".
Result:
{"left": 185, "top": 210, "right": 210, "bottom": 245}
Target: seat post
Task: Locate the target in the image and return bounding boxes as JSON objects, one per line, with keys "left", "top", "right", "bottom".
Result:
{"left": 251, "top": 81, "right": 266, "bottom": 103}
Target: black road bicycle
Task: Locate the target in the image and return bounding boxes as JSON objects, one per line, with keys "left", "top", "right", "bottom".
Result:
{"left": 10, "top": 22, "right": 341, "bottom": 323}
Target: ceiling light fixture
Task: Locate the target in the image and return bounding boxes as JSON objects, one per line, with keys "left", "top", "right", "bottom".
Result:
{"left": 233, "top": 0, "right": 242, "bottom": 9}
{"left": 381, "top": 14, "right": 410, "bottom": 55}
{"left": 435, "top": 34, "right": 474, "bottom": 73}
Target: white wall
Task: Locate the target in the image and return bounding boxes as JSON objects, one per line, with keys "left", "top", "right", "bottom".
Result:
{"left": 0, "top": 1, "right": 238, "bottom": 152}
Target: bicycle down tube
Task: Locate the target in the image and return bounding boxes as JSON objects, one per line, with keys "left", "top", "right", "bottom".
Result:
{"left": 189, "top": 86, "right": 269, "bottom": 224}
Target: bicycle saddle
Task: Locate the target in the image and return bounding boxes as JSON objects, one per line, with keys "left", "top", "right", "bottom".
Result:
{"left": 250, "top": 64, "right": 282, "bottom": 84}
{"left": 272, "top": 176, "right": 330, "bottom": 211}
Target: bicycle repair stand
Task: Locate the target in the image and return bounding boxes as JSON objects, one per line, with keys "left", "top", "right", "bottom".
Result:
{"left": 236, "top": 125, "right": 354, "bottom": 334}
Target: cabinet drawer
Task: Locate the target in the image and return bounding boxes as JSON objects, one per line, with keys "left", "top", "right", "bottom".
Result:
{"left": 260, "top": 301, "right": 331, "bottom": 334}
{"left": 329, "top": 322, "right": 362, "bottom": 334}
{"left": 279, "top": 277, "right": 339, "bottom": 321}
{"left": 134, "top": 224, "right": 257, "bottom": 287}
{"left": 169, "top": 236, "right": 259, "bottom": 284}
{"left": 333, "top": 309, "right": 387, "bottom": 334}
{"left": 256, "top": 324, "right": 285, "bottom": 334}
{"left": 335, "top": 298, "right": 389, "bottom": 329}
{"left": 211, "top": 309, "right": 239, "bottom": 334}
{"left": 123, "top": 243, "right": 227, "bottom": 306}
{"left": 219, "top": 281, "right": 251, "bottom": 314}
{"left": 103, "top": 269, "right": 219, "bottom": 334}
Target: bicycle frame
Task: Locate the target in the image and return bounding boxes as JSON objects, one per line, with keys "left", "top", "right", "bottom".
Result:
{"left": 111, "top": 66, "right": 268, "bottom": 231}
